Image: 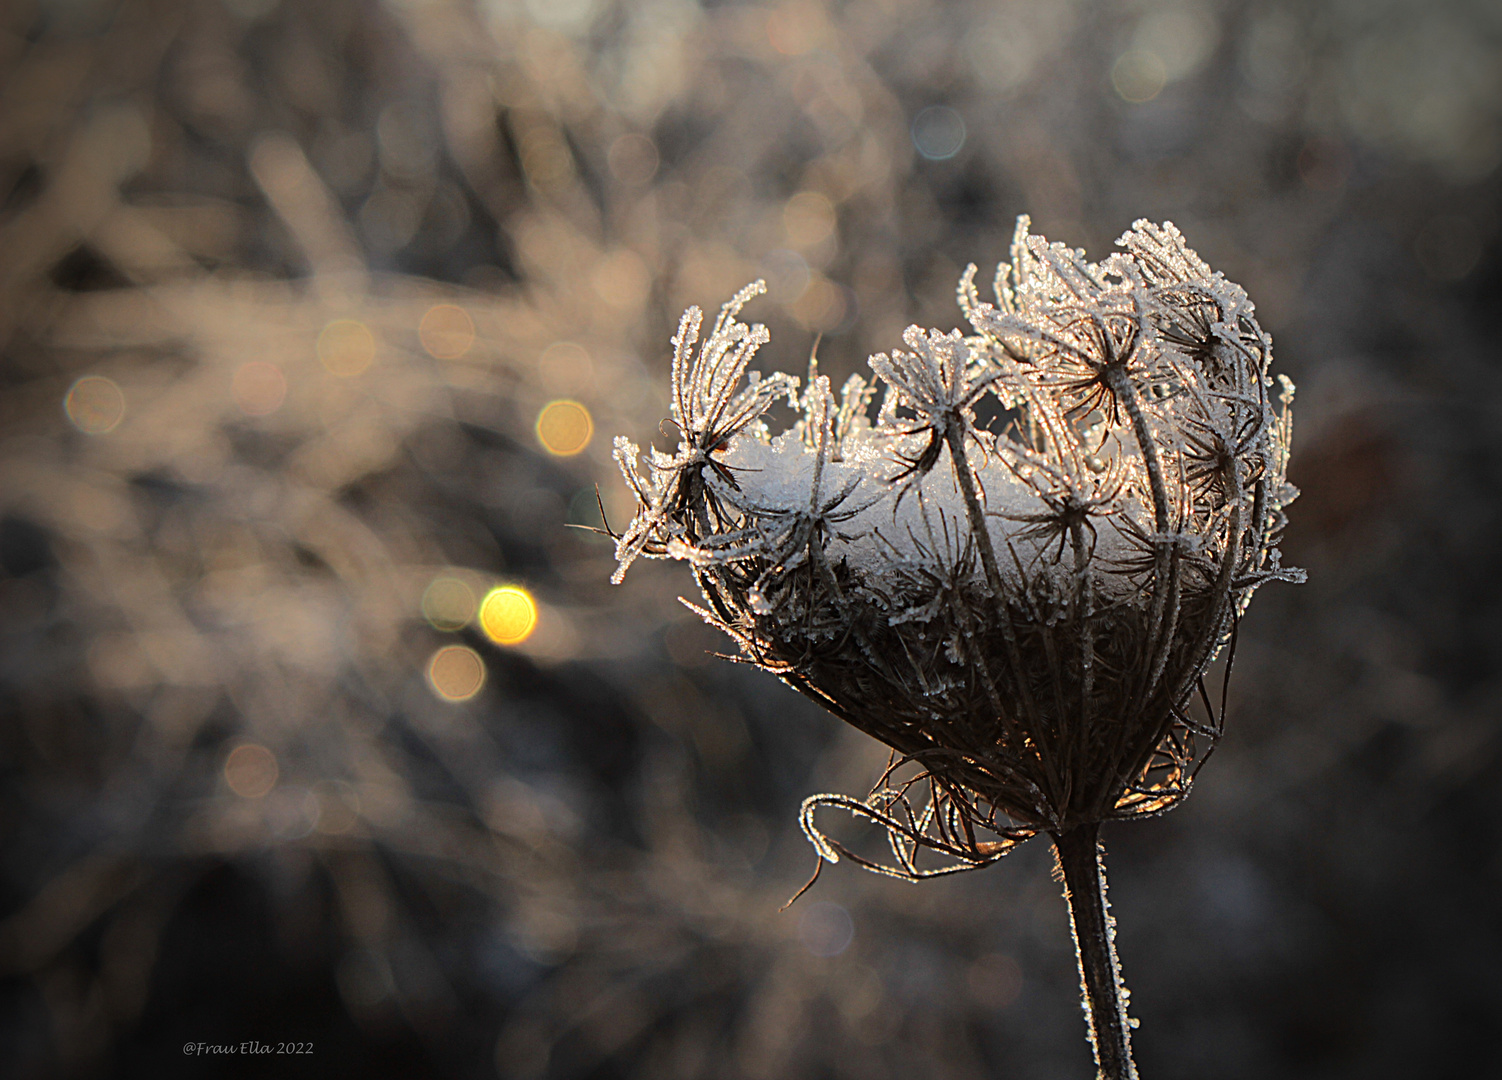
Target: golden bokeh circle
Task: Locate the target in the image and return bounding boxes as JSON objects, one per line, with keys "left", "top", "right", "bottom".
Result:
{"left": 536, "top": 400, "right": 593, "bottom": 456}
{"left": 479, "top": 585, "right": 538, "bottom": 646}
{"left": 419, "top": 303, "right": 476, "bottom": 360}
{"left": 64, "top": 375, "right": 126, "bottom": 435}
{"left": 427, "top": 644, "right": 486, "bottom": 702}
{"left": 225, "top": 743, "right": 279, "bottom": 798}
{"left": 421, "top": 576, "right": 476, "bottom": 631}
{"left": 318, "top": 319, "right": 376, "bottom": 377}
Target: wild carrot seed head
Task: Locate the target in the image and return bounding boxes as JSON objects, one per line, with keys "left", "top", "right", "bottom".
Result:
{"left": 613, "top": 217, "right": 1302, "bottom": 882}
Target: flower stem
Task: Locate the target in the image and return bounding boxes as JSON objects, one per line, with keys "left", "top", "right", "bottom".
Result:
{"left": 1053, "top": 822, "right": 1138, "bottom": 1080}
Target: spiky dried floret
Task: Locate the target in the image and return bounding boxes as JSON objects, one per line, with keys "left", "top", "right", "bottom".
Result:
{"left": 610, "top": 282, "right": 798, "bottom": 583}
{"left": 613, "top": 219, "right": 1302, "bottom": 884}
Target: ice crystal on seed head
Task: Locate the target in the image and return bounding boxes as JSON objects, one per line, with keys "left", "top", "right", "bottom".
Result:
{"left": 613, "top": 217, "right": 1302, "bottom": 886}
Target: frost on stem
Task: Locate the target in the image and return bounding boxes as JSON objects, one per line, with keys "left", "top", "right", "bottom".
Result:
{"left": 612, "top": 218, "right": 1302, "bottom": 880}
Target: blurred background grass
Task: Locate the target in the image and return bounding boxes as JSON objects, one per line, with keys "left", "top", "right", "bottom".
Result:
{"left": 0, "top": 0, "right": 1499, "bottom": 1077}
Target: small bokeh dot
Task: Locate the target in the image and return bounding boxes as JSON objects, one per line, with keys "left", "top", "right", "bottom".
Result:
{"left": 422, "top": 576, "right": 476, "bottom": 631}
{"left": 224, "top": 743, "right": 279, "bottom": 798}
{"left": 967, "top": 953, "right": 1024, "bottom": 1010}
{"left": 783, "top": 191, "right": 836, "bottom": 248}
{"left": 798, "top": 901, "right": 855, "bottom": 957}
{"left": 313, "top": 780, "right": 361, "bottom": 834}
{"left": 606, "top": 133, "right": 659, "bottom": 185}
{"left": 536, "top": 400, "right": 593, "bottom": 456}
{"left": 1111, "top": 51, "right": 1166, "bottom": 103}
{"left": 911, "top": 106, "right": 966, "bottom": 160}
{"left": 419, "top": 303, "right": 475, "bottom": 359}
{"left": 427, "top": 644, "right": 486, "bottom": 702}
{"left": 232, "top": 360, "right": 288, "bottom": 415}
{"left": 64, "top": 375, "right": 126, "bottom": 434}
{"left": 590, "top": 251, "right": 650, "bottom": 311}
{"left": 479, "top": 585, "right": 538, "bottom": 646}
{"left": 317, "top": 318, "right": 376, "bottom": 376}
{"left": 538, "top": 342, "right": 595, "bottom": 395}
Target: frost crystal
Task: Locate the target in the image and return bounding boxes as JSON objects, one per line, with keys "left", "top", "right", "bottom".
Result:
{"left": 612, "top": 218, "right": 1302, "bottom": 882}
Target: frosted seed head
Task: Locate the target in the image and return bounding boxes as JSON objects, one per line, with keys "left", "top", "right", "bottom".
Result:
{"left": 612, "top": 218, "right": 1300, "bottom": 882}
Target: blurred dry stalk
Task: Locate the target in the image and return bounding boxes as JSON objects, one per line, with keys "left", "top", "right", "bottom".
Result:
{"left": 0, "top": 0, "right": 782, "bottom": 1074}
{"left": 0, "top": 0, "right": 1499, "bottom": 1078}
{"left": 0, "top": 1, "right": 1020, "bottom": 1076}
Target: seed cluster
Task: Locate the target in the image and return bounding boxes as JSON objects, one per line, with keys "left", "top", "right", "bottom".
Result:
{"left": 612, "top": 218, "right": 1301, "bottom": 882}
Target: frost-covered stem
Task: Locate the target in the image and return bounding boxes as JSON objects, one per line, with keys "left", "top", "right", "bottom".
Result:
{"left": 1101, "top": 365, "right": 1168, "bottom": 534}
{"left": 1170, "top": 474, "right": 1244, "bottom": 710}
{"left": 942, "top": 421, "right": 1006, "bottom": 597}
{"left": 1070, "top": 521, "right": 1095, "bottom": 804}
{"left": 1054, "top": 823, "right": 1137, "bottom": 1080}
{"left": 1102, "top": 364, "right": 1178, "bottom": 708}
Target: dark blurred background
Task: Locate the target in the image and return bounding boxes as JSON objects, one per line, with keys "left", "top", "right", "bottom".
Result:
{"left": 1, "top": 0, "right": 1498, "bottom": 1077}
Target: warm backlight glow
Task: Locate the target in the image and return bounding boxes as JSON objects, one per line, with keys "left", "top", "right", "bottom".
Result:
{"left": 64, "top": 375, "right": 125, "bottom": 434}
{"left": 318, "top": 318, "right": 376, "bottom": 376}
{"left": 421, "top": 576, "right": 476, "bottom": 630}
{"left": 479, "top": 585, "right": 538, "bottom": 646}
{"left": 225, "top": 743, "right": 279, "bottom": 798}
{"left": 232, "top": 361, "right": 287, "bottom": 415}
{"left": 427, "top": 644, "right": 486, "bottom": 701}
{"left": 536, "top": 400, "right": 592, "bottom": 456}
{"left": 419, "top": 303, "right": 475, "bottom": 359}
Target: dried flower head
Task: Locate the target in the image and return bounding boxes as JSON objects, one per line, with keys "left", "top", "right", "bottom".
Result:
{"left": 613, "top": 218, "right": 1301, "bottom": 1078}
{"left": 614, "top": 218, "right": 1300, "bottom": 880}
